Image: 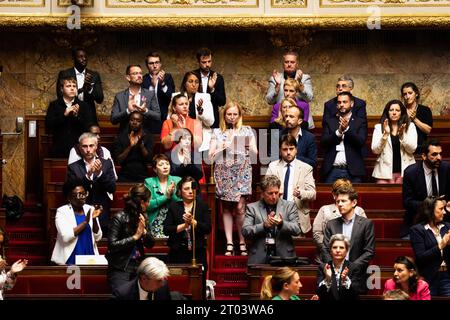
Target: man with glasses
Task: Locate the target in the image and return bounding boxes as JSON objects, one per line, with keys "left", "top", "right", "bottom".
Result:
{"left": 67, "top": 132, "right": 117, "bottom": 235}
{"left": 323, "top": 75, "right": 367, "bottom": 127}
{"left": 142, "top": 51, "right": 175, "bottom": 133}
{"left": 111, "top": 64, "right": 160, "bottom": 136}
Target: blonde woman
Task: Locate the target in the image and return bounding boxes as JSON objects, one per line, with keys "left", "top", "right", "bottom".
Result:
{"left": 260, "top": 267, "right": 302, "bottom": 300}
{"left": 209, "top": 102, "right": 257, "bottom": 256}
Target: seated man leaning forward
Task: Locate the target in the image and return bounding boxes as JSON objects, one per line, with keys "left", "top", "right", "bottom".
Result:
{"left": 242, "top": 175, "right": 301, "bottom": 264}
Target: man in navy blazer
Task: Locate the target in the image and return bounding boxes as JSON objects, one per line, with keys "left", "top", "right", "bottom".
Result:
{"left": 112, "top": 257, "right": 171, "bottom": 300}
{"left": 142, "top": 51, "right": 175, "bottom": 133}
{"left": 321, "top": 92, "right": 367, "bottom": 183}
{"left": 67, "top": 133, "right": 116, "bottom": 233}
{"left": 322, "top": 188, "right": 375, "bottom": 294}
{"left": 111, "top": 65, "right": 160, "bottom": 136}
{"left": 281, "top": 105, "right": 317, "bottom": 168}
{"left": 192, "top": 48, "right": 226, "bottom": 128}
{"left": 322, "top": 75, "right": 367, "bottom": 125}
{"left": 402, "top": 139, "right": 450, "bottom": 238}
{"left": 56, "top": 47, "right": 104, "bottom": 125}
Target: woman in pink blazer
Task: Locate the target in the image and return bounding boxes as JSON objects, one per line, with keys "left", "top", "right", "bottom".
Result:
{"left": 383, "top": 256, "right": 431, "bottom": 300}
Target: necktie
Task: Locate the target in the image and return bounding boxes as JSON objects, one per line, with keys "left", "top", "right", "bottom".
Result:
{"left": 432, "top": 170, "right": 438, "bottom": 196}
{"left": 283, "top": 163, "right": 290, "bottom": 200}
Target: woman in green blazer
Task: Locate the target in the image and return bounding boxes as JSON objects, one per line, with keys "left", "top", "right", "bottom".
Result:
{"left": 144, "top": 154, "right": 181, "bottom": 238}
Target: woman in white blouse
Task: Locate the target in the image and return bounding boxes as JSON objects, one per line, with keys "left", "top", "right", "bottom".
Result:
{"left": 371, "top": 100, "right": 417, "bottom": 184}
{"left": 180, "top": 71, "right": 214, "bottom": 152}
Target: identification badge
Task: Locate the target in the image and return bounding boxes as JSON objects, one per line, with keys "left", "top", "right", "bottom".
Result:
{"left": 265, "top": 237, "right": 275, "bottom": 245}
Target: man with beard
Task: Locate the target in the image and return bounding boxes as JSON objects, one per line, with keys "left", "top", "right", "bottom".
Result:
{"left": 57, "top": 47, "right": 104, "bottom": 125}
{"left": 111, "top": 65, "right": 160, "bottom": 135}
{"left": 321, "top": 92, "right": 367, "bottom": 183}
{"left": 402, "top": 139, "right": 450, "bottom": 238}
{"left": 114, "top": 111, "right": 153, "bottom": 182}
{"left": 281, "top": 105, "right": 317, "bottom": 168}
{"left": 142, "top": 51, "right": 175, "bottom": 133}
{"left": 192, "top": 48, "right": 226, "bottom": 128}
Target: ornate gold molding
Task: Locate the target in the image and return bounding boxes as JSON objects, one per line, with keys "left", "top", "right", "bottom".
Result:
{"left": 0, "top": 15, "right": 449, "bottom": 29}
{"left": 320, "top": 0, "right": 450, "bottom": 8}
{"left": 0, "top": 0, "right": 44, "bottom": 7}
{"left": 57, "top": 0, "right": 94, "bottom": 7}
{"left": 105, "top": 0, "right": 258, "bottom": 8}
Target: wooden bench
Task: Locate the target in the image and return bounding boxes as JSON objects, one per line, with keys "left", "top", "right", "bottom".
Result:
{"left": 6, "top": 264, "right": 203, "bottom": 300}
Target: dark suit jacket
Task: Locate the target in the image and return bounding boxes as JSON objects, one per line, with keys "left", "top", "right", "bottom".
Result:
{"left": 112, "top": 277, "right": 171, "bottom": 300}
{"left": 163, "top": 199, "right": 211, "bottom": 252}
{"left": 320, "top": 115, "right": 367, "bottom": 179}
{"left": 323, "top": 96, "right": 367, "bottom": 125}
{"left": 45, "top": 97, "right": 94, "bottom": 158}
{"left": 192, "top": 68, "right": 226, "bottom": 128}
{"left": 67, "top": 157, "right": 116, "bottom": 216}
{"left": 110, "top": 88, "right": 160, "bottom": 135}
{"left": 142, "top": 73, "right": 175, "bottom": 133}
{"left": 281, "top": 128, "right": 317, "bottom": 167}
{"left": 402, "top": 161, "right": 450, "bottom": 237}
{"left": 316, "top": 259, "right": 360, "bottom": 300}
{"left": 410, "top": 222, "right": 450, "bottom": 287}
{"left": 57, "top": 68, "right": 104, "bottom": 125}
{"left": 322, "top": 215, "right": 375, "bottom": 293}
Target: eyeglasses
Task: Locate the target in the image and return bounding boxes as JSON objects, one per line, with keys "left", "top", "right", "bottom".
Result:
{"left": 147, "top": 61, "right": 161, "bottom": 66}
{"left": 336, "top": 84, "right": 349, "bottom": 89}
{"left": 72, "top": 191, "right": 89, "bottom": 199}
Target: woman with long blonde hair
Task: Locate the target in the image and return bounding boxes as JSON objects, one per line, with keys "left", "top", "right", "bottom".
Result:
{"left": 260, "top": 267, "right": 302, "bottom": 300}
{"left": 209, "top": 101, "right": 257, "bottom": 256}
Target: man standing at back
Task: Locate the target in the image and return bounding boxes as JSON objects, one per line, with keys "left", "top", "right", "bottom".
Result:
{"left": 192, "top": 48, "right": 226, "bottom": 128}
{"left": 142, "top": 51, "right": 175, "bottom": 133}
{"left": 57, "top": 47, "right": 104, "bottom": 125}
{"left": 111, "top": 64, "right": 160, "bottom": 135}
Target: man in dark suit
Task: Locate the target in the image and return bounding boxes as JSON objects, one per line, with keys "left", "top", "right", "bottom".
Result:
{"left": 322, "top": 188, "right": 375, "bottom": 294}
{"left": 46, "top": 76, "right": 94, "bottom": 158}
{"left": 321, "top": 92, "right": 367, "bottom": 183}
{"left": 112, "top": 257, "right": 171, "bottom": 300}
{"left": 142, "top": 51, "right": 175, "bottom": 134}
{"left": 56, "top": 47, "right": 103, "bottom": 125}
{"left": 402, "top": 139, "right": 450, "bottom": 238}
{"left": 281, "top": 105, "right": 317, "bottom": 167}
{"left": 192, "top": 48, "right": 226, "bottom": 128}
{"left": 67, "top": 132, "right": 116, "bottom": 234}
{"left": 323, "top": 75, "right": 366, "bottom": 123}
{"left": 111, "top": 64, "right": 160, "bottom": 136}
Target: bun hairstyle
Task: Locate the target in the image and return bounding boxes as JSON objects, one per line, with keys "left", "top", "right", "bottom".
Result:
{"left": 123, "top": 183, "right": 151, "bottom": 229}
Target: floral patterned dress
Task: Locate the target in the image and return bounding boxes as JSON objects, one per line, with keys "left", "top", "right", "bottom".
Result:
{"left": 212, "top": 126, "right": 254, "bottom": 202}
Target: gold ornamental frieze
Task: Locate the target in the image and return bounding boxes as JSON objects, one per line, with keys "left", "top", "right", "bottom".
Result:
{"left": 105, "top": 0, "right": 258, "bottom": 7}
{"left": 57, "top": 0, "right": 94, "bottom": 6}
{"left": 320, "top": 0, "right": 450, "bottom": 7}
{"left": 0, "top": 0, "right": 44, "bottom": 7}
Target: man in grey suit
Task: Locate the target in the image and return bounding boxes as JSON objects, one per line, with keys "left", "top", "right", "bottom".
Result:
{"left": 322, "top": 187, "right": 375, "bottom": 293}
{"left": 242, "top": 175, "right": 301, "bottom": 264}
{"left": 111, "top": 64, "right": 160, "bottom": 135}
{"left": 265, "top": 49, "right": 313, "bottom": 105}
{"left": 266, "top": 134, "right": 316, "bottom": 236}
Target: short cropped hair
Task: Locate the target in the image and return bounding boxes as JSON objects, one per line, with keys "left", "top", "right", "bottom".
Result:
{"left": 280, "top": 134, "right": 297, "bottom": 148}
{"left": 337, "top": 75, "right": 354, "bottom": 89}
{"left": 196, "top": 47, "right": 212, "bottom": 61}
{"left": 329, "top": 234, "right": 351, "bottom": 252}
{"left": 152, "top": 154, "right": 170, "bottom": 168}
{"left": 137, "top": 257, "right": 170, "bottom": 280}
{"left": 126, "top": 64, "right": 142, "bottom": 75}
{"left": 261, "top": 175, "right": 281, "bottom": 191}
{"left": 145, "top": 51, "right": 161, "bottom": 62}
{"left": 337, "top": 91, "right": 354, "bottom": 102}
{"left": 59, "top": 76, "right": 77, "bottom": 91}
{"left": 78, "top": 132, "right": 98, "bottom": 144}
{"left": 334, "top": 187, "right": 358, "bottom": 202}
{"left": 422, "top": 139, "right": 441, "bottom": 155}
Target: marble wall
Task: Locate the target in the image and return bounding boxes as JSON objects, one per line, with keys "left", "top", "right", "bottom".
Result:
{"left": 0, "top": 29, "right": 449, "bottom": 199}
